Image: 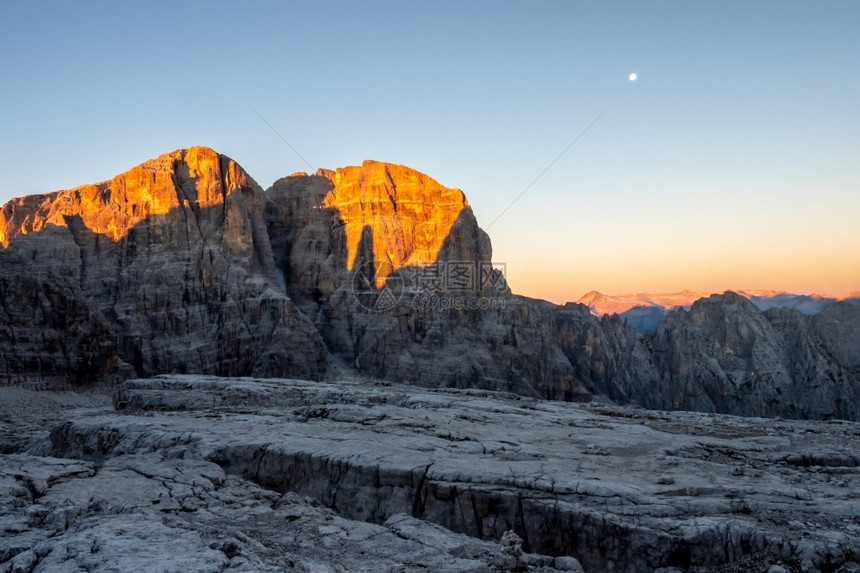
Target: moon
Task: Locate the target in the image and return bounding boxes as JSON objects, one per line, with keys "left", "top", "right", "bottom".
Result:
{"left": 629, "top": 73, "right": 638, "bottom": 82}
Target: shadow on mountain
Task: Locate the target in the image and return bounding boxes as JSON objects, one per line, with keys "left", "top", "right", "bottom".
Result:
{"left": 265, "top": 180, "right": 608, "bottom": 401}
{"left": 619, "top": 305, "right": 669, "bottom": 335}
{"left": 0, "top": 189, "right": 327, "bottom": 389}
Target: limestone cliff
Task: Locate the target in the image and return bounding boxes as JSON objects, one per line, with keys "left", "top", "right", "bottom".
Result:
{"left": 0, "top": 147, "right": 326, "bottom": 387}
{"left": 319, "top": 160, "right": 476, "bottom": 273}
{"left": 1, "top": 147, "right": 251, "bottom": 247}
{"left": 267, "top": 162, "right": 612, "bottom": 401}
{"left": 639, "top": 293, "right": 860, "bottom": 419}
{"left": 265, "top": 161, "right": 491, "bottom": 300}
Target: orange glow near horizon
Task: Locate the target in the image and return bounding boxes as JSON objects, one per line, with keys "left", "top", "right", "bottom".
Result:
{"left": 507, "top": 251, "right": 860, "bottom": 305}
{"left": 485, "top": 179, "right": 860, "bottom": 305}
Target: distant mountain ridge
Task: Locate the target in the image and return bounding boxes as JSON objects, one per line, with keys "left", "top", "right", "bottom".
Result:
{"left": 578, "top": 289, "right": 860, "bottom": 335}
{"left": 577, "top": 290, "right": 706, "bottom": 316}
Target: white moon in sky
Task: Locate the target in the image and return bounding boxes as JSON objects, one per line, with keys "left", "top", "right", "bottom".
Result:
{"left": 629, "top": 73, "right": 638, "bottom": 81}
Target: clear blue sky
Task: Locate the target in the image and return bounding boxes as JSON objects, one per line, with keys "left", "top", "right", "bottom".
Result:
{"left": 2, "top": 1, "right": 858, "bottom": 301}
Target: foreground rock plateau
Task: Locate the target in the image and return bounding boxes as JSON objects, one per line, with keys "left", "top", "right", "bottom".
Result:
{"left": 2, "top": 377, "right": 859, "bottom": 572}
{"left": 1, "top": 146, "right": 858, "bottom": 421}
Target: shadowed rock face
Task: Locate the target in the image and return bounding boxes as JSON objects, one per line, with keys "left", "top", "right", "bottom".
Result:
{"left": 0, "top": 147, "right": 252, "bottom": 247}
{"left": 265, "top": 162, "right": 611, "bottom": 400}
{"left": 0, "top": 270, "right": 117, "bottom": 388}
{"left": 0, "top": 147, "right": 326, "bottom": 388}
{"left": 637, "top": 293, "right": 860, "bottom": 420}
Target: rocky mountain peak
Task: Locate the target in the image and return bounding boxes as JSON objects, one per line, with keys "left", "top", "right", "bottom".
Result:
{"left": 663, "top": 291, "right": 773, "bottom": 342}
{"left": 316, "top": 160, "right": 473, "bottom": 272}
{"left": 576, "top": 289, "right": 708, "bottom": 316}
{"left": 0, "top": 146, "right": 326, "bottom": 387}
{"left": 0, "top": 146, "right": 255, "bottom": 247}
{"left": 266, "top": 160, "right": 490, "bottom": 296}
{"left": 687, "top": 289, "right": 758, "bottom": 315}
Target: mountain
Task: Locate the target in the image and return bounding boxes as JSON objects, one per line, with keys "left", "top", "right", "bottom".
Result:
{"left": 578, "top": 289, "right": 860, "bottom": 335}
{"left": 264, "top": 160, "right": 613, "bottom": 400}
{"left": 577, "top": 290, "right": 706, "bottom": 316}
{"left": 0, "top": 147, "right": 326, "bottom": 388}
{"left": 1, "top": 147, "right": 858, "bottom": 421}
{"left": 741, "top": 289, "right": 860, "bottom": 313}
{"left": 642, "top": 293, "right": 860, "bottom": 419}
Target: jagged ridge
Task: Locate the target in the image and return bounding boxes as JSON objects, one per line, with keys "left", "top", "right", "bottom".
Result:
{"left": 1, "top": 147, "right": 858, "bottom": 420}
{"left": 0, "top": 147, "right": 326, "bottom": 388}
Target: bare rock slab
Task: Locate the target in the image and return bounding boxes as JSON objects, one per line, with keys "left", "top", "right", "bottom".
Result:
{"left": 35, "top": 375, "right": 860, "bottom": 572}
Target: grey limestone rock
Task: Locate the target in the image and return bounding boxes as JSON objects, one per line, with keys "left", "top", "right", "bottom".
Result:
{"left": 22, "top": 376, "right": 860, "bottom": 572}
{"left": 641, "top": 292, "right": 860, "bottom": 420}
{"left": 0, "top": 147, "right": 327, "bottom": 389}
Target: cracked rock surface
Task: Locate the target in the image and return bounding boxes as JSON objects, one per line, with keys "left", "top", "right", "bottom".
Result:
{"left": 3, "top": 375, "right": 860, "bottom": 572}
{"left": 1, "top": 451, "right": 530, "bottom": 572}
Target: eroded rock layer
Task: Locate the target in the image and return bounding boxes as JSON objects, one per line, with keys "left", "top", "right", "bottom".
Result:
{"left": 0, "top": 147, "right": 326, "bottom": 388}
{"left": 641, "top": 294, "right": 860, "bottom": 420}
{"left": 18, "top": 376, "right": 859, "bottom": 572}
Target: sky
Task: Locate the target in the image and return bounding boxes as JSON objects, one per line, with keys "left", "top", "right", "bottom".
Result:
{"left": 1, "top": 1, "right": 858, "bottom": 303}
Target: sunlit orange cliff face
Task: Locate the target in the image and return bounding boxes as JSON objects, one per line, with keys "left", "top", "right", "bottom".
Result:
{"left": 316, "top": 160, "right": 471, "bottom": 283}
{"left": 0, "top": 146, "right": 253, "bottom": 247}
{"left": 0, "top": 150, "right": 485, "bottom": 298}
